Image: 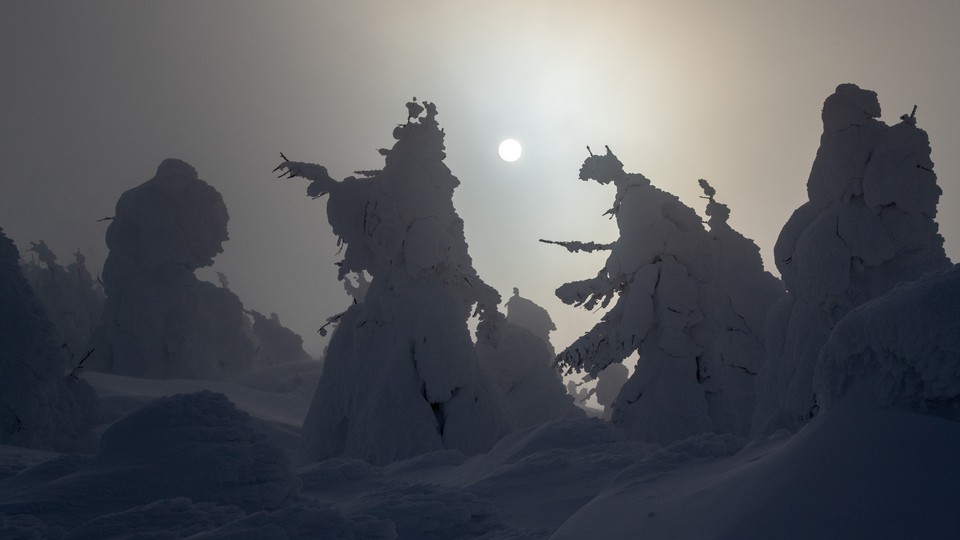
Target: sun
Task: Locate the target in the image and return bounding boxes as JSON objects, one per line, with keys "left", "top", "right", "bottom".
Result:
{"left": 498, "top": 139, "right": 522, "bottom": 162}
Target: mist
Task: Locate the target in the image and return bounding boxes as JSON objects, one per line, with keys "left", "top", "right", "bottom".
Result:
{"left": 3, "top": 1, "right": 958, "bottom": 354}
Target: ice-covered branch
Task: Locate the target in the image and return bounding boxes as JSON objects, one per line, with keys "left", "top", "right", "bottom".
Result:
{"left": 539, "top": 238, "right": 613, "bottom": 253}
{"left": 273, "top": 153, "right": 339, "bottom": 198}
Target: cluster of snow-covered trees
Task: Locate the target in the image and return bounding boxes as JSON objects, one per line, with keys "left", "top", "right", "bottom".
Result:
{"left": 277, "top": 101, "right": 580, "bottom": 464}
{"left": 2, "top": 84, "right": 955, "bottom": 471}
{"left": 547, "top": 83, "right": 955, "bottom": 444}
{"left": 2, "top": 159, "right": 316, "bottom": 453}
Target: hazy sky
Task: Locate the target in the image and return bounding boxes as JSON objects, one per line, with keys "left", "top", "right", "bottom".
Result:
{"left": 2, "top": 1, "right": 958, "bottom": 355}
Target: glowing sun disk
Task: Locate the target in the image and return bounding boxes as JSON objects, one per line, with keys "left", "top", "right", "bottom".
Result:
{"left": 498, "top": 139, "right": 522, "bottom": 162}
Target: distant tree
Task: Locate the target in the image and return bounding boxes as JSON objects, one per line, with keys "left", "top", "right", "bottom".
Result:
{"left": 545, "top": 148, "right": 782, "bottom": 443}
{"left": 248, "top": 309, "right": 314, "bottom": 366}
{"left": 479, "top": 288, "right": 583, "bottom": 429}
{"left": 0, "top": 227, "right": 100, "bottom": 452}
{"left": 594, "top": 363, "right": 628, "bottom": 420}
{"left": 21, "top": 242, "right": 104, "bottom": 355}
{"left": 278, "top": 99, "right": 510, "bottom": 464}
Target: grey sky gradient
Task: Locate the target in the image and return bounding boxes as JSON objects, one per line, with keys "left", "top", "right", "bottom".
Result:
{"left": 2, "top": 1, "right": 958, "bottom": 355}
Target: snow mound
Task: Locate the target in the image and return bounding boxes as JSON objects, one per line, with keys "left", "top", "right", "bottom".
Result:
{"left": 65, "top": 498, "right": 244, "bottom": 540}
{"left": 0, "top": 391, "right": 299, "bottom": 531}
{"left": 815, "top": 265, "right": 960, "bottom": 413}
{"left": 94, "top": 391, "right": 300, "bottom": 511}
{"left": 554, "top": 387, "right": 960, "bottom": 539}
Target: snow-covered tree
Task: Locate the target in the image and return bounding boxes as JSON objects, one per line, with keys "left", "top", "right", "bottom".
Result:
{"left": 0, "top": 227, "right": 100, "bottom": 452}
{"left": 504, "top": 287, "right": 556, "bottom": 343}
{"left": 89, "top": 159, "right": 258, "bottom": 380}
{"left": 594, "top": 363, "right": 628, "bottom": 420}
{"left": 547, "top": 148, "right": 782, "bottom": 443}
{"left": 278, "top": 100, "right": 510, "bottom": 464}
{"left": 752, "top": 84, "right": 951, "bottom": 435}
{"left": 248, "top": 309, "right": 314, "bottom": 366}
{"left": 479, "top": 288, "right": 583, "bottom": 429}
{"left": 21, "top": 242, "right": 104, "bottom": 355}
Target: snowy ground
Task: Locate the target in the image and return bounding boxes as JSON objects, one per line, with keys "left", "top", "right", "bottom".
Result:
{"left": 2, "top": 369, "right": 959, "bottom": 539}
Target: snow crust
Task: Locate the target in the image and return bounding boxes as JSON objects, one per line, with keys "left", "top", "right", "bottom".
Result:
{"left": 553, "top": 386, "right": 960, "bottom": 539}
{"left": 0, "top": 391, "right": 300, "bottom": 534}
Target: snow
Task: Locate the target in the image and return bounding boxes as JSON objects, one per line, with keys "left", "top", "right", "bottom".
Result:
{"left": 554, "top": 385, "right": 960, "bottom": 539}
{"left": 3, "top": 87, "right": 960, "bottom": 538}
{"left": 815, "top": 264, "right": 960, "bottom": 413}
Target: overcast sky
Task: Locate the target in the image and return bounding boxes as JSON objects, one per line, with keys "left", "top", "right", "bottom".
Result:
{"left": 2, "top": 1, "right": 958, "bottom": 355}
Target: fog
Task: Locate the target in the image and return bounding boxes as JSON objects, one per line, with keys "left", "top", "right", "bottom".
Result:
{"left": 3, "top": 0, "right": 958, "bottom": 354}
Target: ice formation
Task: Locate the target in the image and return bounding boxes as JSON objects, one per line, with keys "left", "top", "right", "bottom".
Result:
{"left": 752, "top": 84, "right": 952, "bottom": 434}
{"left": 21, "top": 242, "right": 103, "bottom": 354}
{"left": 89, "top": 159, "right": 309, "bottom": 380}
{"left": 279, "top": 100, "right": 510, "bottom": 464}
{"left": 0, "top": 227, "right": 100, "bottom": 452}
{"left": 548, "top": 149, "right": 782, "bottom": 443}
{"left": 479, "top": 289, "right": 583, "bottom": 429}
